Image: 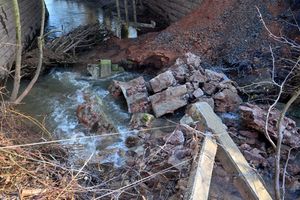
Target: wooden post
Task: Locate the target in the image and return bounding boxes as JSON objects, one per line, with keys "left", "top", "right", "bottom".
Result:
{"left": 190, "top": 135, "right": 217, "bottom": 200}
{"left": 187, "top": 102, "right": 273, "bottom": 200}
{"left": 124, "top": 0, "right": 129, "bottom": 23}
{"left": 116, "top": 0, "right": 121, "bottom": 20}
{"left": 132, "top": 0, "right": 137, "bottom": 23}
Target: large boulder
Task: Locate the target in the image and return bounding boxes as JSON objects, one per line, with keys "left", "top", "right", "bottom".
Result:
{"left": 149, "top": 70, "right": 176, "bottom": 93}
{"left": 150, "top": 85, "right": 188, "bottom": 117}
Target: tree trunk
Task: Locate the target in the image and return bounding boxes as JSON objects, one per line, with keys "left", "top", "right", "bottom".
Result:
{"left": 10, "top": 0, "right": 22, "bottom": 102}
{"left": 274, "top": 88, "right": 300, "bottom": 200}
{"left": 15, "top": 0, "right": 46, "bottom": 104}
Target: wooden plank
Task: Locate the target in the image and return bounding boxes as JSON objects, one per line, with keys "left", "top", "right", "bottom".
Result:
{"left": 187, "top": 102, "right": 272, "bottom": 200}
{"left": 190, "top": 135, "right": 217, "bottom": 200}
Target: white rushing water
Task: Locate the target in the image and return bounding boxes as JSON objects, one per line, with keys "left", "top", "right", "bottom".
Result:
{"left": 19, "top": 69, "right": 140, "bottom": 166}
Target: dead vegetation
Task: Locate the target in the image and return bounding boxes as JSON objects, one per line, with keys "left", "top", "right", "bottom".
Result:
{"left": 22, "top": 23, "right": 111, "bottom": 77}
{"left": 0, "top": 100, "right": 84, "bottom": 199}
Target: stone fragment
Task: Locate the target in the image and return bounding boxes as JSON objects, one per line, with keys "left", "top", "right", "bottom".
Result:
{"left": 185, "top": 52, "right": 202, "bottom": 69}
{"left": 188, "top": 70, "right": 207, "bottom": 86}
{"left": 164, "top": 129, "right": 185, "bottom": 145}
{"left": 100, "top": 59, "right": 112, "bottom": 77}
{"left": 171, "top": 64, "right": 189, "bottom": 83}
{"left": 125, "top": 136, "right": 140, "bottom": 148}
{"left": 239, "top": 130, "right": 259, "bottom": 139}
{"left": 150, "top": 85, "right": 188, "bottom": 117}
{"left": 218, "top": 80, "right": 238, "bottom": 93}
{"left": 213, "top": 89, "right": 242, "bottom": 112}
{"left": 243, "top": 149, "right": 266, "bottom": 166}
{"left": 149, "top": 70, "right": 176, "bottom": 93}
{"left": 205, "top": 69, "right": 226, "bottom": 82}
{"left": 180, "top": 114, "right": 195, "bottom": 126}
{"left": 129, "top": 113, "right": 155, "bottom": 129}
{"left": 203, "top": 81, "right": 219, "bottom": 95}
{"left": 193, "top": 88, "right": 204, "bottom": 98}
{"left": 185, "top": 82, "right": 194, "bottom": 93}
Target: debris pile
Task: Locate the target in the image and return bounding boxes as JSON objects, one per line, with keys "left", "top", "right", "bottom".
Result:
{"left": 90, "top": 124, "right": 202, "bottom": 199}
{"left": 110, "top": 53, "right": 242, "bottom": 117}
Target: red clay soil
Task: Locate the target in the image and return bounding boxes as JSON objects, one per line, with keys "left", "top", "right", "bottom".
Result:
{"left": 78, "top": 0, "right": 289, "bottom": 69}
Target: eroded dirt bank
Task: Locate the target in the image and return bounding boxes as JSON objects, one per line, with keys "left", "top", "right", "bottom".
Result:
{"left": 78, "top": 0, "right": 300, "bottom": 87}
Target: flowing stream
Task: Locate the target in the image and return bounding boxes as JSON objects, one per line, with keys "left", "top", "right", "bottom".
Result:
{"left": 18, "top": 68, "right": 143, "bottom": 166}
{"left": 17, "top": 0, "right": 141, "bottom": 165}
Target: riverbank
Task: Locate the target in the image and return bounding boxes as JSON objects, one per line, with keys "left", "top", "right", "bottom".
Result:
{"left": 1, "top": 0, "right": 300, "bottom": 199}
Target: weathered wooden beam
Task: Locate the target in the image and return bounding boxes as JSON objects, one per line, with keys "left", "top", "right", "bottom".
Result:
{"left": 132, "top": 0, "right": 137, "bottom": 23}
{"left": 124, "top": 0, "right": 129, "bottom": 23}
{"left": 116, "top": 0, "right": 121, "bottom": 20}
{"left": 127, "top": 20, "right": 156, "bottom": 28}
{"left": 190, "top": 135, "right": 217, "bottom": 200}
{"left": 187, "top": 102, "right": 272, "bottom": 200}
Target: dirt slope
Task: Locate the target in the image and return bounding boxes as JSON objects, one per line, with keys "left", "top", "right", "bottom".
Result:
{"left": 126, "top": 0, "right": 288, "bottom": 69}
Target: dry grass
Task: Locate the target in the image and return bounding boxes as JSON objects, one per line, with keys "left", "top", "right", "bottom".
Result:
{"left": 0, "top": 101, "right": 85, "bottom": 199}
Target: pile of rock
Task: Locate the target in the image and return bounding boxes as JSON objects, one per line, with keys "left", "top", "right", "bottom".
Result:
{"left": 110, "top": 53, "right": 242, "bottom": 117}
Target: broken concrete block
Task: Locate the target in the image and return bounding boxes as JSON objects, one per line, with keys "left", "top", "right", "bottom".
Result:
{"left": 116, "top": 76, "right": 151, "bottom": 113}
{"left": 149, "top": 70, "right": 176, "bottom": 93}
{"left": 100, "top": 59, "right": 112, "bottom": 77}
{"left": 150, "top": 85, "right": 188, "bottom": 117}
{"left": 213, "top": 89, "right": 242, "bottom": 112}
